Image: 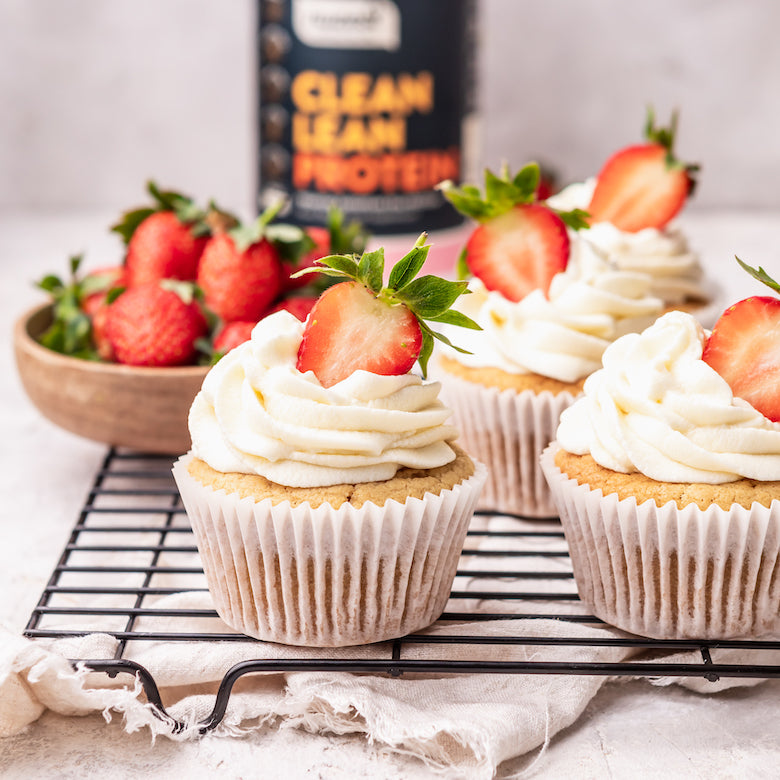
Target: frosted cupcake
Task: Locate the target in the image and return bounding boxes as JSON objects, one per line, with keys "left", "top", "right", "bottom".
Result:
{"left": 547, "top": 109, "right": 713, "bottom": 318}
{"left": 438, "top": 165, "right": 663, "bottom": 516}
{"left": 541, "top": 291, "right": 780, "bottom": 638}
{"left": 173, "top": 236, "right": 486, "bottom": 646}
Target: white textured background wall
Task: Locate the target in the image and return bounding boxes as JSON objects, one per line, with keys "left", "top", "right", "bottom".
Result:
{"left": 2, "top": 0, "right": 779, "bottom": 214}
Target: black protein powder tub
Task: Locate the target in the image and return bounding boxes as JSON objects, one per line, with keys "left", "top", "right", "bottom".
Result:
{"left": 257, "top": 0, "right": 479, "bottom": 266}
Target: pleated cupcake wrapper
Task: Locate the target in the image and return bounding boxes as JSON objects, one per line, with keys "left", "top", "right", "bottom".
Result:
{"left": 540, "top": 444, "right": 780, "bottom": 639}
{"left": 439, "top": 373, "right": 578, "bottom": 517}
{"left": 172, "top": 455, "right": 487, "bottom": 647}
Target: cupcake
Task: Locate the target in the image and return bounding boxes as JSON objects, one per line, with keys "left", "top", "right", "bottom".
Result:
{"left": 173, "top": 236, "right": 487, "bottom": 646}
{"left": 541, "top": 281, "right": 780, "bottom": 638}
{"left": 437, "top": 165, "right": 664, "bottom": 516}
{"left": 547, "top": 109, "right": 715, "bottom": 320}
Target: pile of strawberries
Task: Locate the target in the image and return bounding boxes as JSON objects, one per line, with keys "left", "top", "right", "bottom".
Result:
{"left": 36, "top": 183, "right": 368, "bottom": 367}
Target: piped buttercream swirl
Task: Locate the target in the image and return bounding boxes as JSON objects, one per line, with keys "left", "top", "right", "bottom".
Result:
{"left": 556, "top": 310, "right": 780, "bottom": 483}
{"left": 547, "top": 179, "right": 706, "bottom": 304}
{"left": 189, "top": 311, "right": 458, "bottom": 487}
{"left": 443, "top": 237, "right": 663, "bottom": 383}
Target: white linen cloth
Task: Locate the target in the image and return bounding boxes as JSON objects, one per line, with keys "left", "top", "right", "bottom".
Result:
{"left": 2, "top": 508, "right": 775, "bottom": 779}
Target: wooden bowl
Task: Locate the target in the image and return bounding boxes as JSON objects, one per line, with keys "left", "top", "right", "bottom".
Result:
{"left": 14, "top": 304, "right": 209, "bottom": 454}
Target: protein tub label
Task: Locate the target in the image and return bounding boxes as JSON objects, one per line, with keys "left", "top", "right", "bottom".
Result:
{"left": 258, "top": 0, "right": 476, "bottom": 233}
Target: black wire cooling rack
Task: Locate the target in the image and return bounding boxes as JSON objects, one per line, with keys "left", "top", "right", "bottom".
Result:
{"left": 24, "top": 448, "right": 780, "bottom": 733}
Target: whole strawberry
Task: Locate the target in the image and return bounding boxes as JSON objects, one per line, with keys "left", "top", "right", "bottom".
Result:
{"left": 112, "top": 181, "right": 210, "bottom": 286}
{"left": 440, "top": 163, "right": 588, "bottom": 302}
{"left": 268, "top": 295, "right": 318, "bottom": 322}
{"left": 105, "top": 282, "right": 207, "bottom": 367}
{"left": 213, "top": 320, "right": 256, "bottom": 355}
{"left": 295, "top": 234, "right": 479, "bottom": 387}
{"left": 197, "top": 213, "right": 285, "bottom": 323}
{"left": 587, "top": 109, "right": 699, "bottom": 232}
{"left": 281, "top": 206, "right": 370, "bottom": 291}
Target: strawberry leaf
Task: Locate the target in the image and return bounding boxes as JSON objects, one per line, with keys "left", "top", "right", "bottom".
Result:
{"left": 106, "top": 286, "right": 125, "bottom": 305}
{"left": 737, "top": 257, "right": 780, "bottom": 295}
{"left": 357, "top": 248, "right": 385, "bottom": 294}
{"left": 417, "top": 329, "right": 434, "bottom": 378}
{"left": 394, "top": 276, "right": 470, "bottom": 318}
{"left": 644, "top": 106, "right": 675, "bottom": 149}
{"left": 419, "top": 321, "right": 471, "bottom": 355}
{"left": 111, "top": 207, "right": 155, "bottom": 244}
{"left": 229, "top": 218, "right": 267, "bottom": 253}
{"left": 485, "top": 168, "right": 520, "bottom": 209}
{"left": 556, "top": 207, "right": 591, "bottom": 231}
{"left": 36, "top": 274, "right": 64, "bottom": 294}
{"left": 327, "top": 205, "right": 371, "bottom": 255}
{"left": 112, "top": 181, "right": 210, "bottom": 245}
{"left": 388, "top": 236, "right": 429, "bottom": 290}
{"left": 512, "top": 163, "right": 541, "bottom": 195}
{"left": 426, "top": 309, "right": 481, "bottom": 329}
{"left": 35, "top": 253, "right": 100, "bottom": 359}
{"left": 305, "top": 253, "right": 361, "bottom": 278}
{"left": 160, "top": 279, "right": 198, "bottom": 305}
{"left": 455, "top": 247, "right": 470, "bottom": 281}
{"left": 439, "top": 162, "right": 544, "bottom": 222}
{"left": 265, "top": 223, "right": 314, "bottom": 262}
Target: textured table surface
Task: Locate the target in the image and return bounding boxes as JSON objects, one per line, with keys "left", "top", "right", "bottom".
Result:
{"left": 2, "top": 210, "right": 779, "bottom": 778}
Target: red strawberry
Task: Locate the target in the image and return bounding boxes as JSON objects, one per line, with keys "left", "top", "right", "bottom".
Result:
{"left": 588, "top": 109, "right": 698, "bottom": 232}
{"left": 295, "top": 234, "right": 475, "bottom": 387}
{"left": 197, "top": 232, "right": 282, "bottom": 323}
{"left": 535, "top": 163, "right": 559, "bottom": 201}
{"left": 439, "top": 163, "right": 587, "bottom": 302}
{"left": 279, "top": 208, "right": 369, "bottom": 293}
{"left": 465, "top": 204, "right": 570, "bottom": 301}
{"left": 268, "top": 295, "right": 318, "bottom": 322}
{"left": 112, "top": 182, "right": 211, "bottom": 286}
{"left": 90, "top": 302, "right": 115, "bottom": 362}
{"left": 105, "top": 282, "right": 207, "bottom": 367}
{"left": 124, "top": 211, "right": 208, "bottom": 286}
{"left": 283, "top": 226, "right": 330, "bottom": 291}
{"left": 81, "top": 265, "right": 127, "bottom": 317}
{"left": 703, "top": 296, "right": 780, "bottom": 422}
{"left": 213, "top": 320, "right": 256, "bottom": 354}
{"left": 702, "top": 259, "right": 780, "bottom": 422}
{"left": 297, "top": 281, "right": 422, "bottom": 387}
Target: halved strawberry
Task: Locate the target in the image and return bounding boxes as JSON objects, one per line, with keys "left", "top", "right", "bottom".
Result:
{"left": 703, "top": 296, "right": 780, "bottom": 422}
{"left": 294, "top": 234, "right": 478, "bottom": 388}
{"left": 702, "top": 259, "right": 780, "bottom": 422}
{"left": 465, "top": 204, "right": 569, "bottom": 301}
{"left": 439, "top": 163, "right": 587, "bottom": 301}
{"left": 297, "top": 282, "right": 422, "bottom": 387}
{"left": 588, "top": 109, "right": 698, "bottom": 232}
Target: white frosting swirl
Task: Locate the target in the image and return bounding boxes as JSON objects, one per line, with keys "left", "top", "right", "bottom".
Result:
{"left": 189, "top": 311, "right": 458, "bottom": 487}
{"left": 557, "top": 311, "right": 780, "bottom": 483}
{"left": 443, "top": 237, "right": 663, "bottom": 383}
{"left": 547, "top": 179, "right": 705, "bottom": 304}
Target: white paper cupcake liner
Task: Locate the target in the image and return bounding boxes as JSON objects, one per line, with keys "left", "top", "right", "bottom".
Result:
{"left": 439, "top": 372, "right": 578, "bottom": 517}
{"left": 173, "top": 455, "right": 487, "bottom": 647}
{"left": 540, "top": 444, "right": 780, "bottom": 639}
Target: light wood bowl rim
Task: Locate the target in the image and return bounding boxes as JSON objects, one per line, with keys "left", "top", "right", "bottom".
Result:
{"left": 15, "top": 302, "right": 210, "bottom": 380}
